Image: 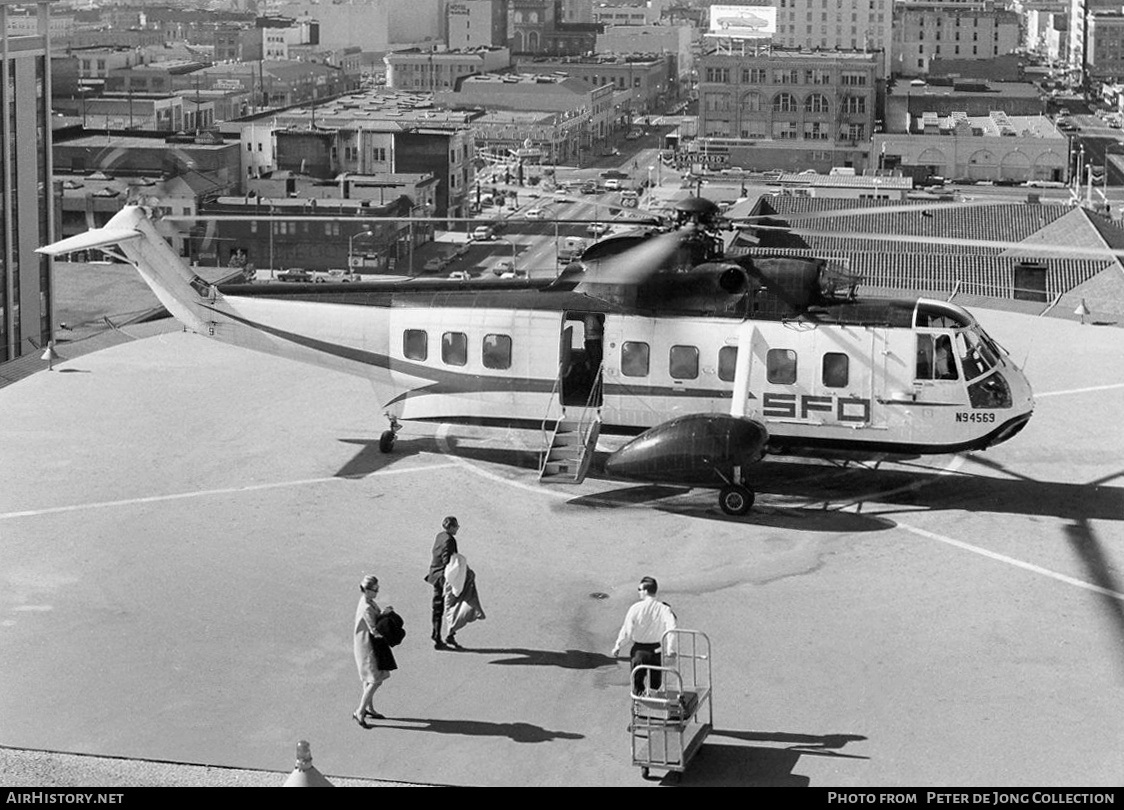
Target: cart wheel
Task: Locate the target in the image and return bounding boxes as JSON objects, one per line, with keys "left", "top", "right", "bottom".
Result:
{"left": 640, "top": 767, "right": 650, "bottom": 780}
{"left": 379, "top": 430, "right": 396, "bottom": 453}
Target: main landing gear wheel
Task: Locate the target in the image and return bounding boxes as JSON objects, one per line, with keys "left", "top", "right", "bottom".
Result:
{"left": 718, "top": 484, "right": 755, "bottom": 516}
{"left": 378, "top": 414, "right": 401, "bottom": 454}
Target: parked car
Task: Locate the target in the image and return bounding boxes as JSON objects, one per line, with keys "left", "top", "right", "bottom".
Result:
{"left": 624, "top": 129, "right": 643, "bottom": 141}
{"left": 525, "top": 208, "right": 546, "bottom": 219}
{"left": 492, "top": 260, "right": 515, "bottom": 276}
{"left": 601, "top": 170, "right": 630, "bottom": 179}
{"left": 604, "top": 178, "right": 622, "bottom": 191}
{"left": 313, "top": 269, "right": 359, "bottom": 283}
{"left": 423, "top": 256, "right": 446, "bottom": 273}
{"left": 1024, "top": 179, "right": 1066, "bottom": 188}
{"left": 448, "top": 270, "right": 471, "bottom": 280}
{"left": 472, "top": 225, "right": 494, "bottom": 241}
{"left": 277, "top": 268, "right": 313, "bottom": 283}
{"left": 587, "top": 222, "right": 609, "bottom": 237}
{"left": 581, "top": 181, "right": 599, "bottom": 194}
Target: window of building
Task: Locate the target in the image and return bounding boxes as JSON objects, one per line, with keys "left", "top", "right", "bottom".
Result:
{"left": 718, "top": 346, "right": 737, "bottom": 382}
{"left": 741, "top": 91, "right": 763, "bottom": 112}
{"left": 442, "top": 332, "right": 467, "bottom": 366}
{"left": 767, "top": 349, "right": 798, "bottom": 384}
{"left": 773, "top": 92, "right": 798, "bottom": 112}
{"left": 621, "top": 341, "right": 650, "bottom": 377}
{"left": 741, "top": 67, "right": 767, "bottom": 83}
{"left": 805, "top": 93, "right": 830, "bottom": 113}
{"left": 669, "top": 345, "right": 699, "bottom": 380}
{"left": 773, "top": 121, "right": 798, "bottom": 139}
{"left": 482, "top": 334, "right": 511, "bottom": 369}
{"left": 822, "top": 353, "right": 849, "bottom": 388}
{"left": 841, "top": 95, "right": 866, "bottom": 114}
{"left": 404, "top": 329, "right": 427, "bottom": 361}
{"left": 804, "top": 121, "right": 830, "bottom": 140}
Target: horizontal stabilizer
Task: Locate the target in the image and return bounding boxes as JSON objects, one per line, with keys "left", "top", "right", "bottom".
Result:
{"left": 36, "top": 227, "right": 142, "bottom": 257}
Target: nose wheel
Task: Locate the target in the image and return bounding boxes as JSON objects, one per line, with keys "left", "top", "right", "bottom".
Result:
{"left": 379, "top": 415, "right": 401, "bottom": 454}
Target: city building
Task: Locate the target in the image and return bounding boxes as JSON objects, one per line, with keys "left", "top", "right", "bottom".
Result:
{"left": 198, "top": 60, "right": 347, "bottom": 111}
{"left": 592, "top": 2, "right": 663, "bottom": 27}
{"left": 471, "top": 109, "right": 590, "bottom": 164}
{"left": 103, "top": 60, "right": 208, "bottom": 95}
{"left": 274, "top": 0, "right": 390, "bottom": 51}
{"left": 1069, "top": 0, "right": 1121, "bottom": 83}
{"left": 437, "top": 72, "right": 614, "bottom": 153}
{"left": 0, "top": 0, "right": 55, "bottom": 363}
{"left": 446, "top": 0, "right": 508, "bottom": 49}
{"left": 595, "top": 24, "right": 694, "bottom": 81}
{"left": 885, "top": 78, "right": 1044, "bottom": 132}
{"left": 255, "top": 93, "right": 479, "bottom": 218}
{"left": 515, "top": 53, "right": 675, "bottom": 119}
{"left": 873, "top": 112, "right": 1069, "bottom": 183}
{"left": 510, "top": 0, "right": 602, "bottom": 56}
{"left": 695, "top": 48, "right": 879, "bottom": 173}
{"left": 892, "top": 2, "right": 1021, "bottom": 78}
{"left": 770, "top": 0, "right": 893, "bottom": 76}
{"left": 1020, "top": 0, "right": 1068, "bottom": 60}
{"left": 384, "top": 46, "right": 511, "bottom": 91}
{"left": 1086, "top": 12, "right": 1124, "bottom": 83}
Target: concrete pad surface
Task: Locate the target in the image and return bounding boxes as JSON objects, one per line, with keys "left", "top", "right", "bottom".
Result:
{"left": 0, "top": 310, "right": 1122, "bottom": 787}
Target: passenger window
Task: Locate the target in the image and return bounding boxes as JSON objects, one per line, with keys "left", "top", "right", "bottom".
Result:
{"left": 442, "top": 332, "right": 467, "bottom": 366}
{"left": 403, "top": 329, "right": 427, "bottom": 361}
{"left": 822, "top": 352, "right": 848, "bottom": 388}
{"left": 482, "top": 334, "right": 511, "bottom": 370}
{"left": 669, "top": 345, "right": 699, "bottom": 380}
{"left": 718, "top": 346, "right": 737, "bottom": 382}
{"left": 621, "top": 341, "right": 650, "bottom": 377}
{"left": 766, "top": 349, "right": 797, "bottom": 384}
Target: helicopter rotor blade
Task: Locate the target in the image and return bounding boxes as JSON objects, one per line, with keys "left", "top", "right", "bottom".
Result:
{"left": 751, "top": 224, "right": 1124, "bottom": 260}
{"left": 728, "top": 197, "right": 1011, "bottom": 226}
{"left": 582, "top": 229, "right": 684, "bottom": 286}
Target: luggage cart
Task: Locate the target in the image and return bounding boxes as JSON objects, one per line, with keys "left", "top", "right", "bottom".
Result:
{"left": 628, "top": 629, "right": 712, "bottom": 781}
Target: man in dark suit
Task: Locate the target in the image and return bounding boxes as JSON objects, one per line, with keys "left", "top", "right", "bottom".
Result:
{"left": 425, "top": 516, "right": 459, "bottom": 650}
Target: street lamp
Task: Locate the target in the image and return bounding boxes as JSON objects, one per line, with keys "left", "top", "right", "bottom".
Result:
{"left": 348, "top": 229, "right": 374, "bottom": 270}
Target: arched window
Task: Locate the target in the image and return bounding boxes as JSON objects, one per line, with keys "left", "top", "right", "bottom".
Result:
{"left": 804, "top": 93, "right": 829, "bottom": 113}
{"left": 772, "top": 92, "right": 797, "bottom": 112}
{"left": 740, "top": 92, "right": 763, "bottom": 112}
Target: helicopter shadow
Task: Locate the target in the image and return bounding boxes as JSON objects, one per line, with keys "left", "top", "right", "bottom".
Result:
{"left": 334, "top": 434, "right": 1124, "bottom": 525}
{"left": 564, "top": 484, "right": 898, "bottom": 533}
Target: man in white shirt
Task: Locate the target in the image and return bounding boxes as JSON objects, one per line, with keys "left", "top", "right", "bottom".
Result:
{"left": 611, "top": 576, "right": 677, "bottom": 695}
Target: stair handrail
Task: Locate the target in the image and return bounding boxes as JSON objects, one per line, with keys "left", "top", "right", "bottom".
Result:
{"left": 574, "top": 358, "right": 605, "bottom": 451}
{"left": 539, "top": 371, "right": 564, "bottom": 477}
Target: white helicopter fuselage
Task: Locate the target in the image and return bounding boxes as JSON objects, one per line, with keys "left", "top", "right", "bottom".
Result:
{"left": 213, "top": 291, "right": 1033, "bottom": 457}
{"left": 38, "top": 206, "right": 1034, "bottom": 471}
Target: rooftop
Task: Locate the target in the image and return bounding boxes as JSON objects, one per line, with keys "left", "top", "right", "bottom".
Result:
{"left": 890, "top": 79, "right": 1042, "bottom": 98}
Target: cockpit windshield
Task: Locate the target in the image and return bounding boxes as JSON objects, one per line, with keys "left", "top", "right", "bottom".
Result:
{"left": 954, "top": 329, "right": 998, "bottom": 381}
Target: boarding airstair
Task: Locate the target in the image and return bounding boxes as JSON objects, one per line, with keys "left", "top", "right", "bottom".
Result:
{"left": 539, "top": 405, "right": 601, "bottom": 484}
{"left": 539, "top": 353, "right": 603, "bottom": 484}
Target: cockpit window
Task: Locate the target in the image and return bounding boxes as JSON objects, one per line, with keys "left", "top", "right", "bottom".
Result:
{"left": 916, "top": 302, "right": 973, "bottom": 330}
{"left": 916, "top": 334, "right": 959, "bottom": 381}
{"left": 954, "top": 331, "right": 996, "bottom": 381}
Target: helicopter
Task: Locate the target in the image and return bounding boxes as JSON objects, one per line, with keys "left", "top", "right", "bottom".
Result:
{"left": 38, "top": 195, "right": 1035, "bottom": 515}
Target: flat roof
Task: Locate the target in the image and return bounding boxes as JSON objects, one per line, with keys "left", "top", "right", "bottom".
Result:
{"left": 890, "top": 80, "right": 1042, "bottom": 98}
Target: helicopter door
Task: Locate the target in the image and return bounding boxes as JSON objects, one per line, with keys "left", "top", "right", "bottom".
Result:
{"left": 810, "top": 327, "right": 885, "bottom": 430}
{"left": 913, "top": 332, "right": 963, "bottom": 404}
{"left": 559, "top": 312, "right": 604, "bottom": 408}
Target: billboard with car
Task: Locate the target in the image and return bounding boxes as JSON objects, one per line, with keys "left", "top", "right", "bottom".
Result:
{"left": 708, "top": 4, "right": 777, "bottom": 38}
